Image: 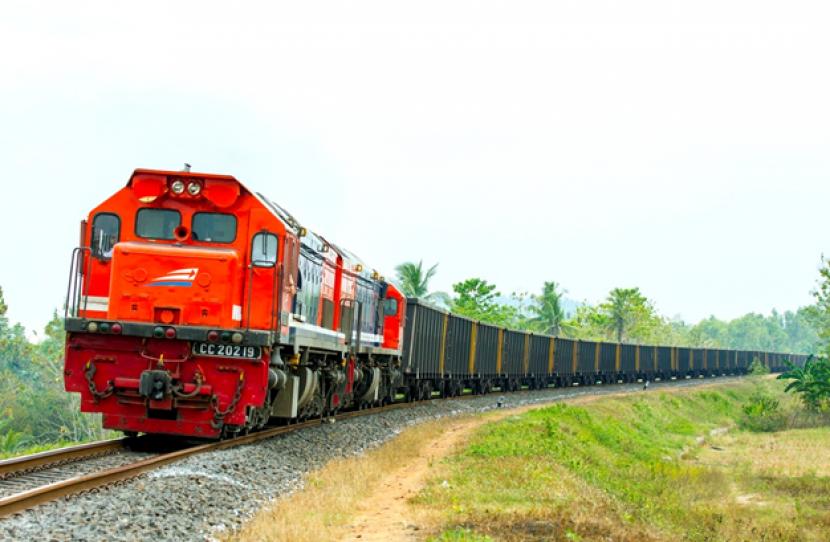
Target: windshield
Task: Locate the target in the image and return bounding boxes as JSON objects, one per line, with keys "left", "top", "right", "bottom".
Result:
{"left": 136, "top": 208, "right": 181, "bottom": 240}
{"left": 192, "top": 213, "right": 237, "bottom": 243}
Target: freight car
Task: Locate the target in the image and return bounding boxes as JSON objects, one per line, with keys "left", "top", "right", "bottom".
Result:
{"left": 63, "top": 168, "right": 809, "bottom": 439}
{"left": 400, "top": 299, "right": 805, "bottom": 396}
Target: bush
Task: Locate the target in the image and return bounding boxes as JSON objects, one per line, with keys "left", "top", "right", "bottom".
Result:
{"left": 778, "top": 356, "right": 830, "bottom": 412}
{"left": 739, "top": 390, "right": 784, "bottom": 432}
{"left": 748, "top": 357, "right": 770, "bottom": 376}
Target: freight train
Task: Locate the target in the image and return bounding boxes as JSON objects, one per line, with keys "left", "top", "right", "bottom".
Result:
{"left": 63, "top": 168, "right": 807, "bottom": 438}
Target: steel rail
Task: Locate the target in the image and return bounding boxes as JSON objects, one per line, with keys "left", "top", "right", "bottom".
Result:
{"left": 0, "top": 439, "right": 128, "bottom": 479}
{"left": 0, "top": 376, "right": 739, "bottom": 519}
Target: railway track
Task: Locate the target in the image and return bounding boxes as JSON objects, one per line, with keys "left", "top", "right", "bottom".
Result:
{"left": 0, "top": 400, "right": 420, "bottom": 518}
{"left": 0, "top": 375, "right": 740, "bottom": 519}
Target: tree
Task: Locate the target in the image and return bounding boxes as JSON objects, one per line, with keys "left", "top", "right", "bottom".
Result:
{"left": 394, "top": 260, "right": 448, "bottom": 305}
{"left": 528, "top": 281, "right": 569, "bottom": 336}
{"left": 600, "top": 287, "right": 659, "bottom": 343}
{"left": 807, "top": 256, "right": 830, "bottom": 355}
{"left": 688, "top": 316, "right": 728, "bottom": 348}
{"left": 395, "top": 260, "right": 436, "bottom": 297}
{"left": 783, "top": 308, "right": 820, "bottom": 354}
{"left": 0, "top": 286, "right": 7, "bottom": 318}
{"left": 449, "top": 278, "right": 515, "bottom": 326}
{"left": 0, "top": 290, "right": 109, "bottom": 450}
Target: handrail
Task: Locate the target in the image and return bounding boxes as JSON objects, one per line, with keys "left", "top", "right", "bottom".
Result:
{"left": 64, "top": 247, "right": 92, "bottom": 319}
{"left": 271, "top": 262, "right": 282, "bottom": 343}
{"left": 245, "top": 262, "right": 255, "bottom": 332}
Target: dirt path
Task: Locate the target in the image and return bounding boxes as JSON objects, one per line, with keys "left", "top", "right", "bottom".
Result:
{"left": 339, "top": 415, "right": 491, "bottom": 542}
{"left": 338, "top": 380, "right": 734, "bottom": 542}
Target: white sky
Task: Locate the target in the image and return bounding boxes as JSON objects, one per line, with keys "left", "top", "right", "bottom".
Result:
{"left": 0, "top": 1, "right": 828, "bottom": 335}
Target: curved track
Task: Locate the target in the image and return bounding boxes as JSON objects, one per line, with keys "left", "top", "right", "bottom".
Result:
{"left": 0, "top": 375, "right": 740, "bottom": 518}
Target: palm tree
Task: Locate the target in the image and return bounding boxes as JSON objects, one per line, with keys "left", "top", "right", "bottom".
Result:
{"left": 394, "top": 261, "right": 449, "bottom": 306}
{"left": 602, "top": 287, "right": 649, "bottom": 343}
{"left": 529, "top": 281, "right": 569, "bottom": 336}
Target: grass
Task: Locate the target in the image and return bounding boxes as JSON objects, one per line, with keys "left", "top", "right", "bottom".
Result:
{"left": 416, "top": 379, "right": 830, "bottom": 541}
{"left": 0, "top": 433, "right": 120, "bottom": 460}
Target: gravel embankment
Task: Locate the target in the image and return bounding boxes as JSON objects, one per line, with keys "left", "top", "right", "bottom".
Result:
{"left": 0, "top": 378, "right": 737, "bottom": 541}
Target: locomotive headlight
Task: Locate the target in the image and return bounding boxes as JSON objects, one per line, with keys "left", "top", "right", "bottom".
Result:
{"left": 170, "top": 180, "right": 186, "bottom": 194}
{"left": 231, "top": 332, "right": 243, "bottom": 344}
{"left": 187, "top": 182, "right": 201, "bottom": 196}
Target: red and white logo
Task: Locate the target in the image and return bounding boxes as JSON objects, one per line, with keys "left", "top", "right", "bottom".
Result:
{"left": 146, "top": 268, "right": 199, "bottom": 287}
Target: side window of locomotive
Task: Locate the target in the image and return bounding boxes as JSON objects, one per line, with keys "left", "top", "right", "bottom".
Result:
{"left": 251, "top": 232, "right": 278, "bottom": 267}
{"left": 192, "top": 213, "right": 237, "bottom": 243}
{"left": 383, "top": 298, "right": 398, "bottom": 316}
{"left": 136, "top": 209, "right": 181, "bottom": 240}
{"left": 91, "top": 213, "right": 120, "bottom": 260}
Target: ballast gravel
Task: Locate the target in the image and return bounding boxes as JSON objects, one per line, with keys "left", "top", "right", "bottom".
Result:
{"left": 0, "top": 378, "right": 735, "bottom": 541}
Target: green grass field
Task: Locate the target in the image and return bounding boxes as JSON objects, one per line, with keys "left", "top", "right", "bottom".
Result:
{"left": 417, "top": 380, "right": 830, "bottom": 541}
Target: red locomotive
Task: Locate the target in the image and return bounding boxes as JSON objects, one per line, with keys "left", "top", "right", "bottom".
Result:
{"left": 64, "top": 168, "right": 405, "bottom": 438}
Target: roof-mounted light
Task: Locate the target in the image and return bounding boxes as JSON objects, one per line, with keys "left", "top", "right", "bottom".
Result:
{"left": 170, "top": 180, "right": 186, "bottom": 194}
{"left": 187, "top": 182, "right": 202, "bottom": 196}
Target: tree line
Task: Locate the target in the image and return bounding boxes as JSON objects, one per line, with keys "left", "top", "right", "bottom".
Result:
{"left": 395, "top": 260, "right": 821, "bottom": 354}
{"left": 0, "top": 287, "right": 110, "bottom": 454}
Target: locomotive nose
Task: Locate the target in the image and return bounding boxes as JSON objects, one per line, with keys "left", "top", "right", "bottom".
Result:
{"left": 107, "top": 242, "right": 243, "bottom": 328}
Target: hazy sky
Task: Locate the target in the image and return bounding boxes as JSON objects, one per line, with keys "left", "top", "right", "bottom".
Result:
{"left": 1, "top": 1, "right": 828, "bottom": 335}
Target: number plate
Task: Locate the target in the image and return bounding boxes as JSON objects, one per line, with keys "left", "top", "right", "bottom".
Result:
{"left": 192, "top": 342, "right": 262, "bottom": 360}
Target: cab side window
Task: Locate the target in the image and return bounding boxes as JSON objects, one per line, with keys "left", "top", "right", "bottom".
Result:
{"left": 251, "top": 232, "right": 278, "bottom": 267}
{"left": 383, "top": 298, "right": 398, "bottom": 316}
{"left": 91, "top": 213, "right": 120, "bottom": 260}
